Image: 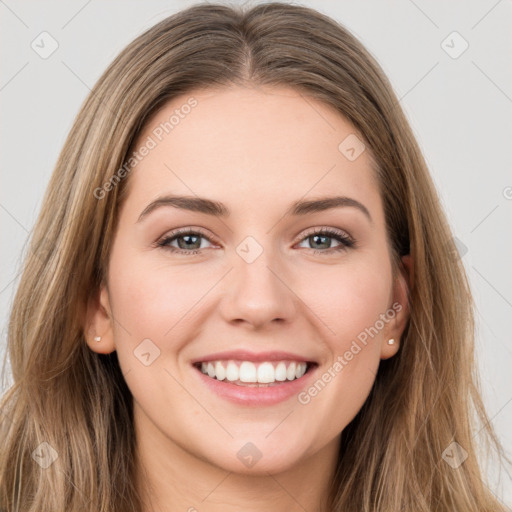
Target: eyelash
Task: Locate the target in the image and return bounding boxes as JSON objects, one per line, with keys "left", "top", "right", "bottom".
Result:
{"left": 154, "top": 226, "right": 355, "bottom": 256}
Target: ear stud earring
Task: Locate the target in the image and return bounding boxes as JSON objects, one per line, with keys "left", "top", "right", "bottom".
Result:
{"left": 94, "top": 336, "right": 102, "bottom": 342}
{"left": 387, "top": 338, "right": 396, "bottom": 345}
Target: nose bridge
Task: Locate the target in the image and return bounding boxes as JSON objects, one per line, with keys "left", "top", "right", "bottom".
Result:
{"left": 220, "top": 234, "right": 296, "bottom": 326}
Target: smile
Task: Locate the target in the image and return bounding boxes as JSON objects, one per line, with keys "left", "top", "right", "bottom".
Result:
{"left": 191, "top": 349, "right": 319, "bottom": 405}
{"left": 195, "top": 360, "right": 311, "bottom": 386}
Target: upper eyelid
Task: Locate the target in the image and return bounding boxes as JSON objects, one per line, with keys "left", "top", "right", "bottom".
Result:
{"left": 164, "top": 226, "right": 220, "bottom": 244}
{"left": 296, "top": 226, "right": 353, "bottom": 242}
{"left": 156, "top": 227, "right": 220, "bottom": 249}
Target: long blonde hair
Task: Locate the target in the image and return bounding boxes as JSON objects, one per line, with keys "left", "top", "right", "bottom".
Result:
{"left": 1, "top": 2, "right": 508, "bottom": 511}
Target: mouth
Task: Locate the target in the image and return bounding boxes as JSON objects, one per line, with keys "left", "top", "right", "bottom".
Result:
{"left": 190, "top": 349, "right": 319, "bottom": 405}
{"left": 192, "top": 359, "right": 318, "bottom": 387}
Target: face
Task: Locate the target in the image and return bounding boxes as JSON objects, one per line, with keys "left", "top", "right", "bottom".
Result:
{"left": 86, "top": 85, "right": 410, "bottom": 475}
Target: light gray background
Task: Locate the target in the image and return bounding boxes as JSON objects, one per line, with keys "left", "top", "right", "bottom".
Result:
{"left": 1, "top": 0, "right": 511, "bottom": 505}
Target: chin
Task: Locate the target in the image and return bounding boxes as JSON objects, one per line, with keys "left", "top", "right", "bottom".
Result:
{"left": 197, "top": 435, "right": 313, "bottom": 476}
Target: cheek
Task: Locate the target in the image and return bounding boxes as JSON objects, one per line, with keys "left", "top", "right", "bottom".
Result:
{"left": 108, "top": 252, "right": 216, "bottom": 343}
{"left": 106, "top": 255, "right": 212, "bottom": 416}
{"left": 295, "top": 263, "right": 392, "bottom": 434}
{"left": 303, "top": 256, "right": 393, "bottom": 351}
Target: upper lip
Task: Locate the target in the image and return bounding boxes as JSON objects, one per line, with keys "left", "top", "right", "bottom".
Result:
{"left": 191, "top": 350, "right": 316, "bottom": 365}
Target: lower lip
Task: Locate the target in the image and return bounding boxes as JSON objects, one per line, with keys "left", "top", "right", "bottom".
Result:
{"left": 193, "top": 364, "right": 318, "bottom": 406}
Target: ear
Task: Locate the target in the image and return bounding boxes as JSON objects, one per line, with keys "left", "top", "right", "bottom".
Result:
{"left": 84, "top": 282, "right": 116, "bottom": 354}
{"left": 380, "top": 254, "right": 413, "bottom": 360}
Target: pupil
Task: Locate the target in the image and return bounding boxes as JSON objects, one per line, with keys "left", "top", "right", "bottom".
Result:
{"left": 311, "top": 234, "right": 330, "bottom": 249}
{"left": 178, "top": 234, "right": 200, "bottom": 250}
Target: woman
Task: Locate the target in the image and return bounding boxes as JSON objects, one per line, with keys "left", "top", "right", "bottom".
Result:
{"left": 0, "top": 2, "right": 508, "bottom": 511}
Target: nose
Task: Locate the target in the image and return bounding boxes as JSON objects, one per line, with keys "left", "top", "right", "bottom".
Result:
{"left": 219, "top": 245, "right": 297, "bottom": 330}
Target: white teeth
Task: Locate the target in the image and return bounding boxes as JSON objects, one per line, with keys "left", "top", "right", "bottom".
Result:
{"left": 286, "top": 362, "right": 296, "bottom": 381}
{"left": 197, "top": 360, "right": 309, "bottom": 384}
{"left": 215, "top": 361, "right": 226, "bottom": 381}
{"left": 275, "top": 362, "right": 287, "bottom": 381}
{"left": 257, "top": 362, "right": 275, "bottom": 384}
{"left": 226, "top": 361, "right": 239, "bottom": 381}
{"left": 239, "top": 361, "right": 257, "bottom": 382}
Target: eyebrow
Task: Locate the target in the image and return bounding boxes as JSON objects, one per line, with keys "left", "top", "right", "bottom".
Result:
{"left": 137, "top": 194, "right": 372, "bottom": 223}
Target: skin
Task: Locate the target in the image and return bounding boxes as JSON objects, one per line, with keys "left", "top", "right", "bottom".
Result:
{"left": 86, "top": 85, "right": 411, "bottom": 512}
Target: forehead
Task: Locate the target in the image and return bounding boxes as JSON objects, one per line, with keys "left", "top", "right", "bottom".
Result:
{"left": 123, "top": 86, "right": 382, "bottom": 220}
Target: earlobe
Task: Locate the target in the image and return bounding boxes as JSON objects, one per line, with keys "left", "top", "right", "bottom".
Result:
{"left": 84, "top": 284, "right": 116, "bottom": 354}
{"left": 381, "top": 337, "right": 400, "bottom": 360}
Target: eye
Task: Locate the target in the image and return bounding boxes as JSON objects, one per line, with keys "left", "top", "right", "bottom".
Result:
{"left": 295, "top": 227, "right": 355, "bottom": 254}
{"left": 155, "top": 228, "right": 217, "bottom": 255}
{"left": 154, "top": 226, "right": 355, "bottom": 256}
